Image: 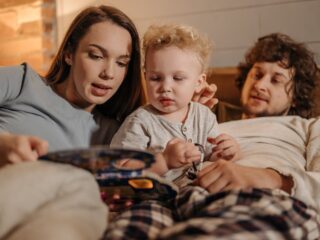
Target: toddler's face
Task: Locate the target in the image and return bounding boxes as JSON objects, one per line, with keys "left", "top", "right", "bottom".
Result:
{"left": 145, "top": 46, "right": 205, "bottom": 120}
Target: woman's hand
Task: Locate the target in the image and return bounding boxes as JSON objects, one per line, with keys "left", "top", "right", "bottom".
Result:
{"left": 195, "top": 159, "right": 292, "bottom": 194}
{"left": 163, "top": 138, "right": 201, "bottom": 169}
{"left": 208, "top": 134, "right": 240, "bottom": 161}
{"left": 0, "top": 132, "right": 48, "bottom": 167}
{"left": 192, "top": 82, "right": 218, "bottom": 109}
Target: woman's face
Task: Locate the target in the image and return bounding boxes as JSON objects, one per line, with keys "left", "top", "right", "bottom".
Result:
{"left": 64, "top": 21, "right": 132, "bottom": 111}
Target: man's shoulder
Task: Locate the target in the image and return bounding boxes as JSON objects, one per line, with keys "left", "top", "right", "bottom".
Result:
{"left": 213, "top": 101, "right": 243, "bottom": 123}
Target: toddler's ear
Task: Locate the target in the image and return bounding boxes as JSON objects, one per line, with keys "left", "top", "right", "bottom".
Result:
{"left": 196, "top": 73, "right": 206, "bottom": 91}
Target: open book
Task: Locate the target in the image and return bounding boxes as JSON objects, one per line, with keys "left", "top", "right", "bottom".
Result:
{"left": 40, "top": 146, "right": 178, "bottom": 211}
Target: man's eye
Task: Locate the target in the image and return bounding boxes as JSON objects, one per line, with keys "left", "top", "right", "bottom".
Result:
{"left": 254, "top": 73, "right": 262, "bottom": 80}
{"left": 272, "top": 78, "right": 281, "bottom": 84}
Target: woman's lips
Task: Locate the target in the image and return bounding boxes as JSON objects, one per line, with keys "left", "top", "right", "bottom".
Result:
{"left": 91, "top": 83, "right": 112, "bottom": 97}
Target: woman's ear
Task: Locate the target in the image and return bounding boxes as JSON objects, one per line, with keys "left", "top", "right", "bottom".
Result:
{"left": 196, "top": 73, "right": 206, "bottom": 91}
{"left": 64, "top": 52, "right": 73, "bottom": 66}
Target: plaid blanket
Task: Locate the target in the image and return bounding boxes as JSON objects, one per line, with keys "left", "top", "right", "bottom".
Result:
{"left": 104, "top": 186, "right": 319, "bottom": 240}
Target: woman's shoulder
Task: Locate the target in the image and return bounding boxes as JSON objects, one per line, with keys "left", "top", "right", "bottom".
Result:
{"left": 0, "top": 63, "right": 39, "bottom": 81}
{"left": 0, "top": 63, "right": 25, "bottom": 78}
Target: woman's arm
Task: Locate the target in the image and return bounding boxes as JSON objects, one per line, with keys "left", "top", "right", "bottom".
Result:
{"left": 0, "top": 64, "right": 27, "bottom": 103}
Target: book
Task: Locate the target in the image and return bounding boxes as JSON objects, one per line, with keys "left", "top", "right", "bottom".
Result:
{"left": 40, "top": 146, "right": 178, "bottom": 211}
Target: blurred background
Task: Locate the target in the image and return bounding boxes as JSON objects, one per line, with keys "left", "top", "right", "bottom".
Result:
{"left": 0, "top": 0, "right": 319, "bottom": 74}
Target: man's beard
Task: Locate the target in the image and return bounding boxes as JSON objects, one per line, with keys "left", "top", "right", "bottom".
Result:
{"left": 243, "top": 104, "right": 290, "bottom": 117}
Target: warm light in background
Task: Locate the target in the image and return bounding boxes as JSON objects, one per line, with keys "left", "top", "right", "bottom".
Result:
{"left": 0, "top": 0, "right": 56, "bottom": 75}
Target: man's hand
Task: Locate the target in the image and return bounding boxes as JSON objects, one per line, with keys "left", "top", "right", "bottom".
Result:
{"left": 195, "top": 160, "right": 292, "bottom": 194}
{"left": 192, "top": 82, "right": 218, "bottom": 109}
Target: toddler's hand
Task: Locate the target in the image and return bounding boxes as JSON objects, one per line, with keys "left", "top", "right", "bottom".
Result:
{"left": 208, "top": 134, "right": 240, "bottom": 161}
{"left": 163, "top": 138, "right": 201, "bottom": 169}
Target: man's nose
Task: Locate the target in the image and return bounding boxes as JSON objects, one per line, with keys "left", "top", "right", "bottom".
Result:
{"left": 254, "top": 75, "right": 269, "bottom": 91}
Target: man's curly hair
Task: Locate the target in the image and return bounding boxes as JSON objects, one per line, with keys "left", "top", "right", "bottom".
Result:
{"left": 236, "top": 33, "right": 319, "bottom": 118}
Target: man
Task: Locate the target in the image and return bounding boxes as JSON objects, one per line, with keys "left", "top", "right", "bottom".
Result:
{"left": 192, "top": 32, "right": 320, "bottom": 206}
{"left": 214, "top": 33, "right": 319, "bottom": 122}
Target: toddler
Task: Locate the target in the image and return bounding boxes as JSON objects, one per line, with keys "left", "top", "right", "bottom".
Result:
{"left": 111, "top": 24, "right": 240, "bottom": 184}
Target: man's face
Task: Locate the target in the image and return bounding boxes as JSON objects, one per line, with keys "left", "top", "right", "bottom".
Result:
{"left": 241, "top": 62, "right": 295, "bottom": 118}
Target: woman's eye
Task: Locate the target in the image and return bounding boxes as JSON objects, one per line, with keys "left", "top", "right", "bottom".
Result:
{"left": 117, "top": 61, "right": 129, "bottom": 68}
{"left": 89, "top": 52, "right": 103, "bottom": 60}
{"left": 149, "top": 76, "right": 160, "bottom": 81}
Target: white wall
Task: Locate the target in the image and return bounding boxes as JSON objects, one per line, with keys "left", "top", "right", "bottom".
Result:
{"left": 56, "top": 0, "right": 95, "bottom": 43}
{"left": 57, "top": 0, "right": 320, "bottom": 67}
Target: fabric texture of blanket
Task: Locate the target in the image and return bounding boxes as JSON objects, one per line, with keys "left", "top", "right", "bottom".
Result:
{"left": 104, "top": 186, "right": 319, "bottom": 239}
{"left": 0, "top": 161, "right": 108, "bottom": 240}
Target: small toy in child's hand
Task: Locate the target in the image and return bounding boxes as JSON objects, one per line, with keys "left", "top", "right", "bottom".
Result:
{"left": 40, "top": 146, "right": 178, "bottom": 211}
{"left": 195, "top": 143, "right": 205, "bottom": 171}
{"left": 185, "top": 143, "right": 205, "bottom": 180}
{"left": 173, "top": 143, "right": 205, "bottom": 188}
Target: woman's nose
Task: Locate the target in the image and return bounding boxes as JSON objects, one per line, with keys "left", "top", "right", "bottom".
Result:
{"left": 100, "top": 61, "right": 114, "bottom": 80}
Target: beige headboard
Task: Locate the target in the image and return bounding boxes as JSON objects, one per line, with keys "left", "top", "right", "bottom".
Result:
{"left": 206, "top": 67, "right": 320, "bottom": 117}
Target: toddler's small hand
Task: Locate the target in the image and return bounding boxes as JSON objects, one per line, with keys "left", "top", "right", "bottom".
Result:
{"left": 164, "top": 138, "right": 201, "bottom": 169}
{"left": 208, "top": 134, "right": 240, "bottom": 161}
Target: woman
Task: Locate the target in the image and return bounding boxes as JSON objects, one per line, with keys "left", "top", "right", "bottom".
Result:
{"left": 0, "top": 5, "right": 144, "bottom": 240}
{"left": 0, "top": 5, "right": 144, "bottom": 165}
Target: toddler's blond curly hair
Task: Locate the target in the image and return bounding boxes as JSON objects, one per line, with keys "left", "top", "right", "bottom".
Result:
{"left": 142, "top": 24, "right": 212, "bottom": 71}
